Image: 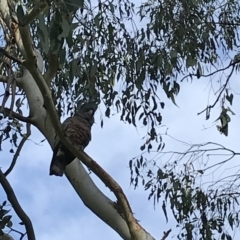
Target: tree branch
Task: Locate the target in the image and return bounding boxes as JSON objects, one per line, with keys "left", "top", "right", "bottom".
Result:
{"left": 0, "top": 75, "right": 22, "bottom": 88}
{"left": 197, "top": 65, "right": 235, "bottom": 116}
{"left": 0, "top": 107, "right": 33, "bottom": 124}
{"left": 0, "top": 169, "right": 36, "bottom": 240}
{"left": 0, "top": 47, "right": 24, "bottom": 65}
{"left": 180, "top": 60, "right": 235, "bottom": 82}
{"left": 0, "top": 75, "right": 8, "bottom": 83}
{"left": 18, "top": 24, "right": 146, "bottom": 240}
{"left": 160, "top": 229, "right": 171, "bottom": 240}
{"left": 4, "top": 122, "right": 31, "bottom": 176}
{"left": 20, "top": 1, "right": 48, "bottom": 26}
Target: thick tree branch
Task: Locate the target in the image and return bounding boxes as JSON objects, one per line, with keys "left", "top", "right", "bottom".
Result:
{"left": 18, "top": 24, "right": 147, "bottom": 240}
{"left": 0, "top": 169, "right": 36, "bottom": 240}
{"left": 4, "top": 122, "right": 31, "bottom": 176}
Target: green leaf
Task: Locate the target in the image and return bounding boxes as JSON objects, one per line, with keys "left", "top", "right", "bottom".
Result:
{"left": 186, "top": 55, "right": 196, "bottom": 67}
{"left": 58, "top": 18, "right": 71, "bottom": 40}
{"left": 0, "top": 209, "right": 10, "bottom": 219}
{"left": 169, "top": 92, "right": 179, "bottom": 107}
{"left": 105, "top": 107, "right": 110, "bottom": 118}
{"left": 59, "top": 48, "right": 66, "bottom": 69}
{"left": 197, "top": 62, "right": 202, "bottom": 79}
{"left": 162, "top": 201, "right": 168, "bottom": 222}
{"left": 12, "top": 133, "right": 17, "bottom": 147}
{"left": 173, "top": 81, "right": 180, "bottom": 95}
{"left": 157, "top": 169, "right": 164, "bottom": 179}
{"left": 129, "top": 159, "right": 132, "bottom": 170}
{"left": 2, "top": 215, "right": 11, "bottom": 225}
{"left": 65, "top": 0, "right": 84, "bottom": 11}
{"left": 140, "top": 144, "right": 145, "bottom": 151}
{"left": 6, "top": 220, "right": 13, "bottom": 228}
{"left": 15, "top": 98, "right": 21, "bottom": 108}
{"left": 37, "top": 16, "right": 49, "bottom": 54}
{"left": 170, "top": 49, "right": 177, "bottom": 58}
{"left": 226, "top": 93, "right": 233, "bottom": 105}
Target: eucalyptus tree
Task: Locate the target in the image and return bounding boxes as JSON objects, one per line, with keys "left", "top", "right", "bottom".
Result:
{"left": 0, "top": 0, "right": 240, "bottom": 240}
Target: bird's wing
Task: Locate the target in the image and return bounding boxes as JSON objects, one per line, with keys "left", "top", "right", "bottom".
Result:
{"left": 63, "top": 115, "right": 92, "bottom": 149}
{"left": 53, "top": 115, "right": 91, "bottom": 151}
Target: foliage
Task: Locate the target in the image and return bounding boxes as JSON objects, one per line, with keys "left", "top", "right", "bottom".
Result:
{"left": 0, "top": 117, "right": 22, "bottom": 154}
{"left": 0, "top": 201, "right": 12, "bottom": 237}
{"left": 130, "top": 141, "right": 240, "bottom": 240}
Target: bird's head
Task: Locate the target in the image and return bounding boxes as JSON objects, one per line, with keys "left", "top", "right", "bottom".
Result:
{"left": 75, "top": 101, "right": 98, "bottom": 126}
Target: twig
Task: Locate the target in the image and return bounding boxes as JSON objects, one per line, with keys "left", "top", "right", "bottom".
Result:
{"left": 0, "top": 169, "right": 36, "bottom": 240}
{"left": 7, "top": 226, "right": 25, "bottom": 239}
{"left": 4, "top": 122, "right": 31, "bottom": 176}
{"left": 180, "top": 60, "right": 235, "bottom": 82}
{"left": 0, "top": 47, "right": 23, "bottom": 65}
{"left": 1, "top": 74, "right": 12, "bottom": 115}
{"left": 160, "top": 229, "right": 171, "bottom": 240}
{"left": 20, "top": 2, "right": 48, "bottom": 26}
{"left": 197, "top": 65, "right": 235, "bottom": 116}
{"left": 20, "top": 232, "right": 27, "bottom": 240}
{"left": 1, "top": 67, "right": 17, "bottom": 119}
{"left": 9, "top": 78, "right": 16, "bottom": 119}
{"left": 0, "top": 107, "right": 33, "bottom": 124}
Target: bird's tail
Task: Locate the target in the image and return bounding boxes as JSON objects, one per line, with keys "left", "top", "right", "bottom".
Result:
{"left": 49, "top": 152, "right": 67, "bottom": 177}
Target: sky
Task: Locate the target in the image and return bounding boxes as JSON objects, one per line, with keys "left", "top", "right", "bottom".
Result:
{"left": 0, "top": 1, "right": 240, "bottom": 240}
{"left": 0, "top": 75, "right": 239, "bottom": 240}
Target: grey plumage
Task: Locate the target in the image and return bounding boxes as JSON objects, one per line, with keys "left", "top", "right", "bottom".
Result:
{"left": 49, "top": 101, "right": 97, "bottom": 176}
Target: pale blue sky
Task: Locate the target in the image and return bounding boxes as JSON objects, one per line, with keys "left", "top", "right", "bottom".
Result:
{"left": 1, "top": 1, "right": 240, "bottom": 239}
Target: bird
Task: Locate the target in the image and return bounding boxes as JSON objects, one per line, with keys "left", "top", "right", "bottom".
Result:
{"left": 49, "top": 101, "right": 98, "bottom": 176}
